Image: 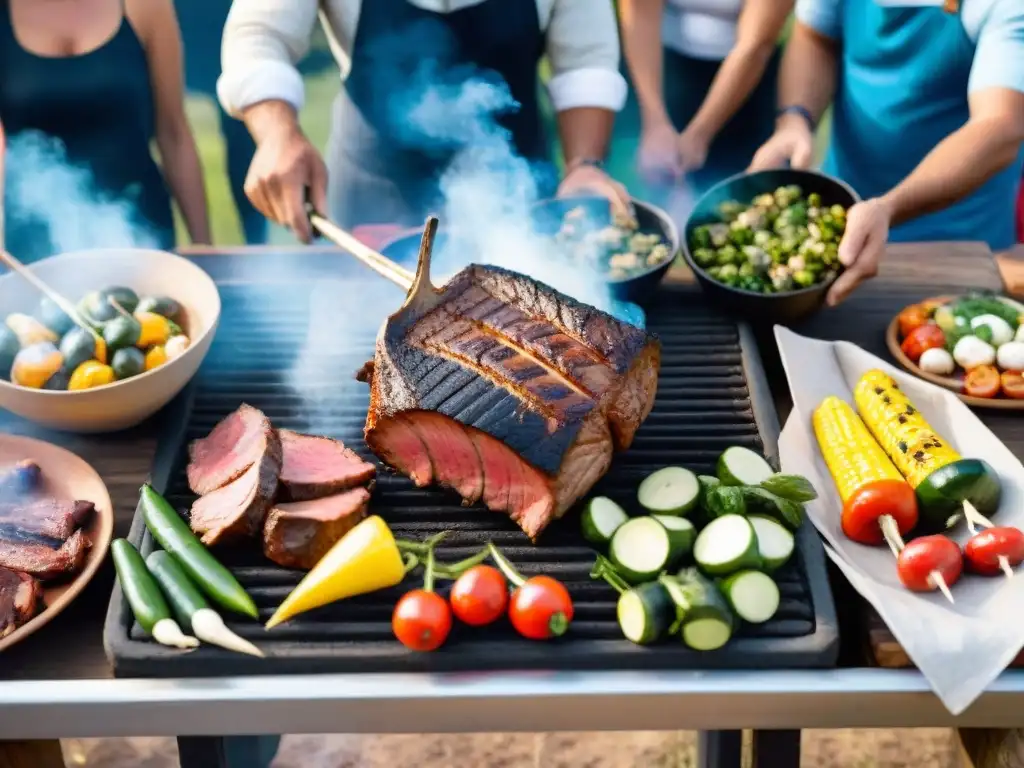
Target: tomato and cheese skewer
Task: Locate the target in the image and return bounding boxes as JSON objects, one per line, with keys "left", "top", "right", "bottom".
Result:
{"left": 812, "top": 397, "right": 919, "bottom": 545}
{"left": 959, "top": 503, "right": 1024, "bottom": 579}
{"left": 853, "top": 370, "right": 1002, "bottom": 532}
{"left": 894, "top": 534, "right": 962, "bottom": 602}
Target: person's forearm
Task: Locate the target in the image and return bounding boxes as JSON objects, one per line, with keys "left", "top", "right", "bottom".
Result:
{"left": 242, "top": 99, "right": 302, "bottom": 144}
{"left": 157, "top": 129, "right": 211, "bottom": 244}
{"left": 881, "top": 118, "right": 1024, "bottom": 227}
{"left": 686, "top": 41, "right": 778, "bottom": 140}
{"left": 619, "top": 0, "right": 669, "bottom": 126}
{"left": 777, "top": 23, "right": 837, "bottom": 121}
{"left": 557, "top": 107, "right": 616, "bottom": 166}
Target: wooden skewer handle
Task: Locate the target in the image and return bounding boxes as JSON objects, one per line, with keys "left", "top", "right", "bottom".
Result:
{"left": 0, "top": 249, "right": 94, "bottom": 332}
{"left": 305, "top": 206, "right": 415, "bottom": 291}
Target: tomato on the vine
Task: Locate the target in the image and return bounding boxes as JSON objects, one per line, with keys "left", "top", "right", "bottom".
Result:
{"left": 450, "top": 565, "right": 508, "bottom": 626}
{"left": 508, "top": 576, "right": 574, "bottom": 640}
{"left": 393, "top": 590, "right": 452, "bottom": 651}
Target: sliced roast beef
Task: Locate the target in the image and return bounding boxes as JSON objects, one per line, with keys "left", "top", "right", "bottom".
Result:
{"left": 0, "top": 567, "right": 42, "bottom": 638}
{"left": 362, "top": 263, "right": 660, "bottom": 540}
{"left": 189, "top": 433, "right": 282, "bottom": 547}
{"left": 187, "top": 404, "right": 277, "bottom": 495}
{"left": 278, "top": 430, "right": 376, "bottom": 502}
{"left": 0, "top": 499, "right": 93, "bottom": 543}
{"left": 0, "top": 529, "right": 89, "bottom": 581}
{"left": 262, "top": 487, "right": 370, "bottom": 570}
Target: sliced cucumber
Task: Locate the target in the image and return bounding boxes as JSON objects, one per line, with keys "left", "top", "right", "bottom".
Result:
{"left": 653, "top": 515, "right": 696, "bottom": 565}
{"left": 719, "top": 569, "right": 780, "bottom": 624}
{"left": 638, "top": 466, "right": 700, "bottom": 516}
{"left": 661, "top": 568, "right": 735, "bottom": 651}
{"left": 717, "top": 447, "right": 774, "bottom": 487}
{"left": 693, "top": 514, "right": 762, "bottom": 576}
{"left": 740, "top": 486, "right": 804, "bottom": 530}
{"left": 748, "top": 515, "right": 795, "bottom": 572}
{"left": 581, "top": 497, "right": 629, "bottom": 546}
{"left": 609, "top": 517, "right": 672, "bottom": 583}
{"left": 705, "top": 485, "right": 746, "bottom": 519}
{"left": 617, "top": 581, "right": 674, "bottom": 645}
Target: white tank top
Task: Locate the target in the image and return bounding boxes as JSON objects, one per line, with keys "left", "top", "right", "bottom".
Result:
{"left": 662, "top": 0, "right": 743, "bottom": 61}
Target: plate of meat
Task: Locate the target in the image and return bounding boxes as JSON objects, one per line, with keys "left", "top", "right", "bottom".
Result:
{"left": 0, "top": 435, "right": 113, "bottom": 652}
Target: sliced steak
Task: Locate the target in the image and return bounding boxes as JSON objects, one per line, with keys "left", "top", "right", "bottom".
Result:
{"left": 262, "top": 488, "right": 370, "bottom": 570}
{"left": 278, "top": 430, "right": 376, "bottom": 502}
{"left": 362, "top": 264, "right": 660, "bottom": 540}
{"left": 0, "top": 529, "right": 90, "bottom": 581}
{"left": 189, "top": 434, "right": 282, "bottom": 547}
{"left": 0, "top": 498, "right": 93, "bottom": 543}
{"left": 0, "top": 567, "right": 43, "bottom": 638}
{"left": 187, "top": 404, "right": 276, "bottom": 495}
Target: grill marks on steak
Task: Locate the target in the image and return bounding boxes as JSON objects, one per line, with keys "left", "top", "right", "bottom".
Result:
{"left": 262, "top": 488, "right": 370, "bottom": 569}
{"left": 0, "top": 567, "right": 42, "bottom": 638}
{"left": 278, "top": 430, "right": 376, "bottom": 502}
{"left": 0, "top": 529, "right": 89, "bottom": 581}
{"left": 187, "top": 404, "right": 276, "bottom": 495}
{"left": 363, "top": 264, "right": 660, "bottom": 539}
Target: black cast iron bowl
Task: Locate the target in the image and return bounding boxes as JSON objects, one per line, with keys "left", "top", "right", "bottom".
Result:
{"left": 682, "top": 169, "right": 859, "bottom": 325}
{"left": 530, "top": 195, "right": 679, "bottom": 305}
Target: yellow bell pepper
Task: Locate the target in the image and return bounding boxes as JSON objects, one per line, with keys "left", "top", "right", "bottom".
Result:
{"left": 69, "top": 360, "right": 115, "bottom": 390}
{"left": 135, "top": 311, "right": 172, "bottom": 347}
{"left": 266, "top": 515, "right": 407, "bottom": 629}
{"left": 144, "top": 345, "right": 168, "bottom": 371}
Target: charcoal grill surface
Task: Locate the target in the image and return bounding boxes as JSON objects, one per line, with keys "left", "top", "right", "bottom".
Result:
{"left": 105, "top": 276, "right": 837, "bottom": 677}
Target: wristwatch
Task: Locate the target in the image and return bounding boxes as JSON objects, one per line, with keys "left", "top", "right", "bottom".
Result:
{"left": 776, "top": 105, "right": 817, "bottom": 132}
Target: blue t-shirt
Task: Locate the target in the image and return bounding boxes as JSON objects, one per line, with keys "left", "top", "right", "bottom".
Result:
{"left": 796, "top": 0, "right": 1024, "bottom": 249}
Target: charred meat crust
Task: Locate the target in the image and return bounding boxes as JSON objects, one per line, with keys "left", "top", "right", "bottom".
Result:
{"left": 262, "top": 488, "right": 370, "bottom": 570}
{"left": 0, "top": 567, "right": 43, "bottom": 638}
{"left": 0, "top": 528, "right": 91, "bottom": 581}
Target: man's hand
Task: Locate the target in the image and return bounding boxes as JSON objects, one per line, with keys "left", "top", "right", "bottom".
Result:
{"left": 243, "top": 122, "right": 328, "bottom": 243}
{"left": 749, "top": 114, "right": 815, "bottom": 171}
{"left": 637, "top": 120, "right": 682, "bottom": 182}
{"left": 557, "top": 163, "right": 632, "bottom": 220}
{"left": 676, "top": 126, "right": 710, "bottom": 174}
{"left": 826, "top": 197, "right": 892, "bottom": 306}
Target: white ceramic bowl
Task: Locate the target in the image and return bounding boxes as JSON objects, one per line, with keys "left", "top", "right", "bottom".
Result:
{"left": 0, "top": 248, "right": 220, "bottom": 433}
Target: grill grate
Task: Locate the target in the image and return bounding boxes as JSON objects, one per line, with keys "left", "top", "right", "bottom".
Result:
{"left": 106, "top": 279, "right": 837, "bottom": 676}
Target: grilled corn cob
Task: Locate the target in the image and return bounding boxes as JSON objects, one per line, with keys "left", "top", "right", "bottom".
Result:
{"left": 812, "top": 396, "right": 904, "bottom": 501}
{"left": 853, "top": 370, "right": 960, "bottom": 488}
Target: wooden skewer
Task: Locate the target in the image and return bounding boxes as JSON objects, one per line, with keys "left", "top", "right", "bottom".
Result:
{"left": 0, "top": 249, "right": 96, "bottom": 334}
{"left": 306, "top": 207, "right": 416, "bottom": 291}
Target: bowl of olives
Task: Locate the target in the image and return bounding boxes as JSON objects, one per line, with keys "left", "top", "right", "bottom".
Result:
{"left": 0, "top": 248, "right": 220, "bottom": 432}
{"left": 682, "top": 168, "right": 859, "bottom": 325}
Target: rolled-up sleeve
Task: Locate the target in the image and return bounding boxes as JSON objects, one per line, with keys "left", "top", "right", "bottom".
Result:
{"left": 545, "top": 0, "right": 627, "bottom": 113}
{"left": 966, "top": 0, "right": 1024, "bottom": 95}
{"left": 217, "top": 0, "right": 321, "bottom": 118}
{"left": 795, "top": 0, "right": 842, "bottom": 40}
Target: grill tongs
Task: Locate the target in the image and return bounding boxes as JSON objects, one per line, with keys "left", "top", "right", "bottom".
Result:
{"left": 306, "top": 203, "right": 441, "bottom": 312}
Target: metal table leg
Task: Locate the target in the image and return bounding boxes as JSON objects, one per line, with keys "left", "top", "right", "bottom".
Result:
{"left": 751, "top": 729, "right": 801, "bottom": 768}
{"left": 177, "top": 737, "right": 227, "bottom": 768}
{"left": 697, "top": 730, "right": 743, "bottom": 768}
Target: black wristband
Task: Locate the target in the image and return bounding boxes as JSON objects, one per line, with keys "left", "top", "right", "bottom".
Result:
{"left": 776, "top": 105, "right": 817, "bottom": 131}
{"left": 565, "top": 157, "right": 606, "bottom": 173}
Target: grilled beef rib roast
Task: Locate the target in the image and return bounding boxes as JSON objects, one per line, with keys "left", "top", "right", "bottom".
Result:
{"left": 358, "top": 224, "right": 661, "bottom": 540}
{"left": 278, "top": 430, "right": 376, "bottom": 502}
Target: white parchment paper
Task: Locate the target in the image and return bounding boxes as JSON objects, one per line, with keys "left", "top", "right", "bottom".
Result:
{"left": 775, "top": 326, "right": 1024, "bottom": 715}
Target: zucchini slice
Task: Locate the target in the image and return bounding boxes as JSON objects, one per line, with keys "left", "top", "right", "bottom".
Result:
{"left": 610, "top": 517, "right": 673, "bottom": 583}
{"left": 662, "top": 568, "right": 735, "bottom": 651}
{"left": 717, "top": 446, "right": 774, "bottom": 487}
{"left": 719, "top": 569, "right": 781, "bottom": 624}
{"left": 617, "top": 582, "right": 674, "bottom": 645}
{"left": 638, "top": 467, "right": 700, "bottom": 516}
{"left": 748, "top": 515, "right": 795, "bottom": 572}
{"left": 581, "top": 497, "right": 629, "bottom": 546}
{"left": 653, "top": 514, "right": 697, "bottom": 565}
{"left": 914, "top": 458, "right": 1002, "bottom": 533}
{"left": 693, "top": 514, "right": 762, "bottom": 576}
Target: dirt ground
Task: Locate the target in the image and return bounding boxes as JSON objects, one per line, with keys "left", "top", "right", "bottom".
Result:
{"left": 61, "top": 729, "right": 962, "bottom": 767}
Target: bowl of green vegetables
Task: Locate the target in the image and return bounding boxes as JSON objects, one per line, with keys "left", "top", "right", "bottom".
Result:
{"left": 682, "top": 169, "right": 859, "bottom": 324}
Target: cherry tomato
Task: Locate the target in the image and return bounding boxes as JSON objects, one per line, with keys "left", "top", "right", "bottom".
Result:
{"left": 392, "top": 590, "right": 452, "bottom": 651}
{"left": 841, "top": 479, "right": 919, "bottom": 545}
{"left": 965, "top": 364, "right": 1001, "bottom": 398}
{"left": 1001, "top": 371, "right": 1024, "bottom": 400}
{"left": 964, "top": 527, "right": 1024, "bottom": 576}
{"left": 900, "top": 324, "right": 945, "bottom": 363}
{"left": 898, "top": 305, "right": 931, "bottom": 338}
{"left": 508, "top": 576, "right": 574, "bottom": 640}
{"left": 449, "top": 565, "right": 508, "bottom": 626}
{"left": 896, "top": 535, "right": 963, "bottom": 593}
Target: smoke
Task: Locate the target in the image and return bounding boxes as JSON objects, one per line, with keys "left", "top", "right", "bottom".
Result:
{"left": 3, "top": 132, "right": 161, "bottom": 260}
